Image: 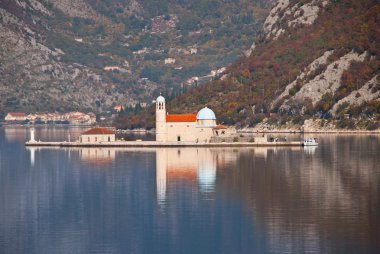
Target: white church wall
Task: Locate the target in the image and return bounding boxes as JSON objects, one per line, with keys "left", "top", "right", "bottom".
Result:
{"left": 196, "top": 127, "right": 214, "bottom": 143}
{"left": 166, "top": 122, "right": 198, "bottom": 142}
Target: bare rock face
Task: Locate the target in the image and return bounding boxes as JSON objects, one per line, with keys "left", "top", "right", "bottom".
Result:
{"left": 330, "top": 76, "right": 380, "bottom": 116}
{"left": 1, "top": 0, "right": 269, "bottom": 115}
{"left": 264, "top": 0, "right": 329, "bottom": 40}
{"left": 280, "top": 51, "right": 367, "bottom": 109}
{"left": 271, "top": 50, "right": 334, "bottom": 109}
{"left": 45, "top": 0, "right": 97, "bottom": 19}
{"left": 0, "top": 4, "right": 132, "bottom": 112}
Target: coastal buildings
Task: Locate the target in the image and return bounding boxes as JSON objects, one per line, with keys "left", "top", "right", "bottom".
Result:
{"left": 4, "top": 112, "right": 27, "bottom": 122}
{"left": 155, "top": 95, "right": 227, "bottom": 143}
{"left": 3, "top": 111, "right": 96, "bottom": 125}
{"left": 79, "top": 127, "right": 115, "bottom": 144}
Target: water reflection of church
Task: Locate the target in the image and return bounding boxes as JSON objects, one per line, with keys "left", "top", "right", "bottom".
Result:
{"left": 156, "top": 148, "right": 219, "bottom": 204}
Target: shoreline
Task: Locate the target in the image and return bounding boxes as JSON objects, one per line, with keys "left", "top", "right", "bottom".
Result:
{"left": 2, "top": 125, "right": 380, "bottom": 134}
{"left": 25, "top": 140, "right": 304, "bottom": 148}
{"left": 238, "top": 130, "right": 380, "bottom": 134}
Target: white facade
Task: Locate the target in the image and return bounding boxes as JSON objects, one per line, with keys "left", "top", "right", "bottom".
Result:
{"left": 4, "top": 113, "right": 27, "bottom": 121}
{"left": 190, "top": 48, "right": 198, "bottom": 54}
{"left": 164, "top": 58, "right": 176, "bottom": 64}
{"left": 155, "top": 95, "right": 167, "bottom": 142}
{"left": 29, "top": 128, "right": 36, "bottom": 142}
{"left": 80, "top": 134, "right": 115, "bottom": 143}
{"left": 155, "top": 95, "right": 217, "bottom": 143}
{"left": 79, "top": 127, "right": 116, "bottom": 143}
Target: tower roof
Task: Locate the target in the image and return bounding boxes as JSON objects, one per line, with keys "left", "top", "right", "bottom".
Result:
{"left": 156, "top": 95, "right": 165, "bottom": 103}
{"left": 196, "top": 107, "right": 216, "bottom": 120}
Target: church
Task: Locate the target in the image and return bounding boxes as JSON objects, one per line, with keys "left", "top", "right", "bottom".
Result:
{"left": 155, "top": 95, "right": 227, "bottom": 143}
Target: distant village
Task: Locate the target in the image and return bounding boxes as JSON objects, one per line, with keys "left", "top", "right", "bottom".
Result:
{"left": 4, "top": 112, "right": 97, "bottom": 125}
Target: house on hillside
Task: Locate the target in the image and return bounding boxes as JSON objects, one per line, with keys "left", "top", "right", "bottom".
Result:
{"left": 79, "top": 127, "right": 115, "bottom": 143}
{"left": 190, "top": 48, "right": 198, "bottom": 54}
{"left": 104, "top": 66, "right": 120, "bottom": 71}
{"left": 114, "top": 105, "right": 123, "bottom": 112}
{"left": 164, "top": 58, "right": 176, "bottom": 64}
{"left": 4, "top": 112, "right": 27, "bottom": 122}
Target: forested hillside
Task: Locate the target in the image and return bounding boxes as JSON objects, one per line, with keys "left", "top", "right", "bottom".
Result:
{"left": 116, "top": 0, "right": 379, "bottom": 130}
{"left": 0, "top": 0, "right": 271, "bottom": 118}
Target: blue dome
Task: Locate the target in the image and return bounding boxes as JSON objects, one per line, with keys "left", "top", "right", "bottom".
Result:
{"left": 197, "top": 107, "right": 216, "bottom": 120}
{"left": 156, "top": 95, "right": 165, "bottom": 102}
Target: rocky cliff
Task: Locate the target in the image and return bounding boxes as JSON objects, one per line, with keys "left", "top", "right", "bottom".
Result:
{"left": 0, "top": 0, "right": 271, "bottom": 117}
{"left": 156, "top": 0, "right": 379, "bottom": 131}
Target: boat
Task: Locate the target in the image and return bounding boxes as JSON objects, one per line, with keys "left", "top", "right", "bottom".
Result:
{"left": 303, "top": 138, "right": 318, "bottom": 146}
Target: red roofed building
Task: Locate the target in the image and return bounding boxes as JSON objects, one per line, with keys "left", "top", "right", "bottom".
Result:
{"left": 155, "top": 95, "right": 219, "bottom": 143}
{"left": 79, "top": 127, "right": 115, "bottom": 143}
{"left": 5, "top": 112, "right": 27, "bottom": 122}
{"left": 114, "top": 105, "right": 123, "bottom": 112}
{"left": 212, "top": 125, "right": 233, "bottom": 137}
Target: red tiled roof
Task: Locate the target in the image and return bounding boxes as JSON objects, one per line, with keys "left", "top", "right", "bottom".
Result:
{"left": 8, "top": 112, "right": 26, "bottom": 117}
{"left": 81, "top": 127, "right": 114, "bottom": 135}
{"left": 213, "top": 125, "right": 227, "bottom": 129}
{"left": 166, "top": 114, "right": 197, "bottom": 122}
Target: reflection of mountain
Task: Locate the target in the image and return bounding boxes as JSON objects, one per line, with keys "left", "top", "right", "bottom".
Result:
{"left": 2, "top": 135, "right": 379, "bottom": 253}
{"left": 217, "top": 136, "right": 380, "bottom": 253}
{"left": 4, "top": 126, "right": 87, "bottom": 143}
{"left": 4, "top": 127, "right": 29, "bottom": 142}
{"left": 27, "top": 147, "right": 118, "bottom": 165}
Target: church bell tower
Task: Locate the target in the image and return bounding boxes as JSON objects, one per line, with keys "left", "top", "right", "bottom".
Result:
{"left": 156, "top": 95, "right": 167, "bottom": 142}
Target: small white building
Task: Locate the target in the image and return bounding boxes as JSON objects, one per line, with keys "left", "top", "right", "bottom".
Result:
{"left": 79, "top": 127, "right": 115, "bottom": 143}
{"left": 4, "top": 112, "right": 27, "bottom": 121}
{"left": 164, "top": 58, "right": 176, "bottom": 64}
{"left": 104, "top": 66, "right": 120, "bottom": 71}
{"left": 190, "top": 48, "right": 198, "bottom": 54}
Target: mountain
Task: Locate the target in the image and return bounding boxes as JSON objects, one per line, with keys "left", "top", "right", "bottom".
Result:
{"left": 0, "top": 0, "right": 272, "bottom": 118}
{"left": 120, "top": 0, "right": 379, "bottom": 130}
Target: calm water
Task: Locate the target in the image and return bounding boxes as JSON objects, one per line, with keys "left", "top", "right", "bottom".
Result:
{"left": 0, "top": 127, "right": 379, "bottom": 254}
